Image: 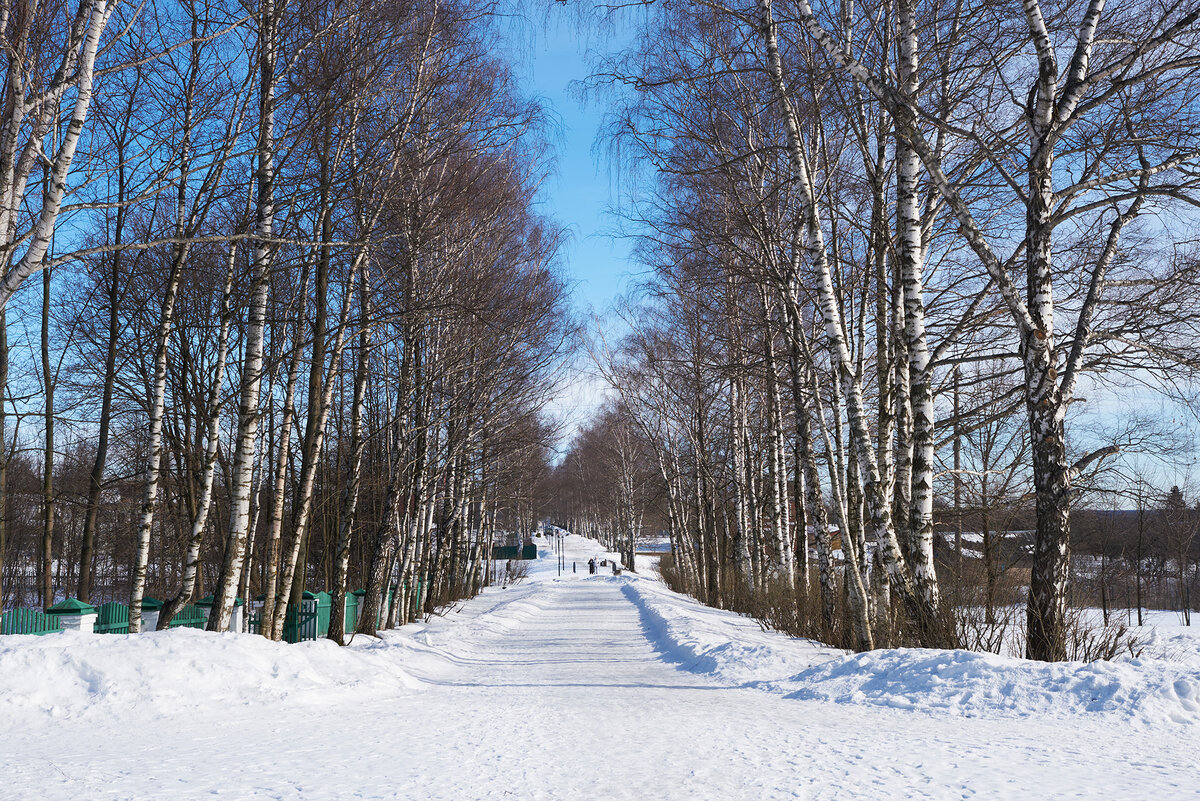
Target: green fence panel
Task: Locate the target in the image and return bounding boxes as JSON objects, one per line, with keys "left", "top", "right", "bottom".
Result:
{"left": 167, "top": 604, "right": 206, "bottom": 629}
{"left": 235, "top": 596, "right": 351, "bottom": 641}
{"left": 493, "top": 544, "right": 538, "bottom": 561}
{"left": 281, "top": 604, "right": 300, "bottom": 643}
{"left": 299, "top": 601, "right": 318, "bottom": 641}
{"left": 315, "top": 592, "right": 331, "bottom": 637}
{"left": 95, "top": 602, "right": 130, "bottom": 634}
{"left": 281, "top": 600, "right": 319, "bottom": 643}
{"left": 248, "top": 594, "right": 357, "bottom": 642}
{"left": 1, "top": 607, "right": 62, "bottom": 635}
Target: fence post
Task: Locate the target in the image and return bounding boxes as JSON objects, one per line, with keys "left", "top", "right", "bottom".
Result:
{"left": 45, "top": 599, "right": 97, "bottom": 633}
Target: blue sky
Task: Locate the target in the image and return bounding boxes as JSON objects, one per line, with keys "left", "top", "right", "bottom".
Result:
{"left": 515, "top": 12, "right": 634, "bottom": 315}
{"left": 508, "top": 11, "right": 633, "bottom": 442}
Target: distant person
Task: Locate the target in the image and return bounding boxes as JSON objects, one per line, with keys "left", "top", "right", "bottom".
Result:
{"left": 588, "top": 558, "right": 596, "bottom": 575}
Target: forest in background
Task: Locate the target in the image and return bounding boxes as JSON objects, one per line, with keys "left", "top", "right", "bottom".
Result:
{"left": 0, "top": 0, "right": 575, "bottom": 639}
{"left": 548, "top": 0, "right": 1200, "bottom": 661}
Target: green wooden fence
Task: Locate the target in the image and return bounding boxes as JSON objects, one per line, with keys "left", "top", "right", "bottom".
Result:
{"left": 284, "top": 592, "right": 323, "bottom": 642}
{"left": 344, "top": 591, "right": 359, "bottom": 631}
{"left": 95, "top": 601, "right": 130, "bottom": 634}
{"left": 492, "top": 543, "right": 538, "bottom": 560}
{"left": 167, "top": 604, "right": 206, "bottom": 629}
{"left": 3, "top": 586, "right": 397, "bottom": 639}
{"left": 314, "top": 592, "right": 331, "bottom": 638}
{"left": 249, "top": 602, "right": 314, "bottom": 643}
{"left": 250, "top": 592, "right": 359, "bottom": 641}
{"left": 1, "top": 607, "right": 62, "bottom": 635}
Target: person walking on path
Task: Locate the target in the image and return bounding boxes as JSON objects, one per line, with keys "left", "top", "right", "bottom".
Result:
{"left": 588, "top": 558, "right": 596, "bottom": 575}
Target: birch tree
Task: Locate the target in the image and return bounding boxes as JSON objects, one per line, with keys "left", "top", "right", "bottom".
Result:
{"left": 781, "top": 0, "right": 1200, "bottom": 659}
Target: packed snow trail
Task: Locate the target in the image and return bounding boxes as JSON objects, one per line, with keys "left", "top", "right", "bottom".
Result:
{"left": 1, "top": 533, "right": 1197, "bottom": 800}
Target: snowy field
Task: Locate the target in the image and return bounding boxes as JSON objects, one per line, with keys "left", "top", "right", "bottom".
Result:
{"left": 1, "top": 534, "right": 1197, "bottom": 800}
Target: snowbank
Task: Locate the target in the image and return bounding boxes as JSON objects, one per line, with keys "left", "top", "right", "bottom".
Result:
{"left": 0, "top": 628, "right": 420, "bottom": 725}
{"left": 786, "top": 648, "right": 1200, "bottom": 726}
{"left": 619, "top": 572, "right": 1200, "bottom": 727}
{"left": 620, "top": 577, "right": 843, "bottom": 685}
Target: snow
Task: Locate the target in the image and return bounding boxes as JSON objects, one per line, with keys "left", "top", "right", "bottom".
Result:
{"left": 619, "top": 573, "right": 843, "bottom": 685}
{"left": 619, "top": 561, "right": 1200, "bottom": 726}
{"left": 0, "top": 627, "right": 421, "bottom": 724}
{"left": 1, "top": 531, "right": 1197, "bottom": 799}
{"left": 786, "top": 647, "right": 1199, "bottom": 724}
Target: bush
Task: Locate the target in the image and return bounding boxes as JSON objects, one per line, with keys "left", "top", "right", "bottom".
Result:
{"left": 658, "top": 551, "right": 1144, "bottom": 662}
{"left": 1064, "top": 608, "right": 1145, "bottom": 661}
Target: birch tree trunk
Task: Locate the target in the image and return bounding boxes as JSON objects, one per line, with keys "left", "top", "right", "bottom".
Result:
{"left": 755, "top": 0, "right": 934, "bottom": 644}
{"left": 128, "top": 239, "right": 190, "bottom": 633}
{"left": 760, "top": 291, "right": 794, "bottom": 590}
{"left": 786, "top": 307, "right": 836, "bottom": 634}
{"left": 728, "top": 339, "right": 752, "bottom": 589}
{"left": 895, "top": 0, "right": 943, "bottom": 632}
{"left": 208, "top": 0, "right": 279, "bottom": 632}
{"left": 128, "top": 57, "right": 210, "bottom": 628}
{"left": 0, "top": 0, "right": 116, "bottom": 308}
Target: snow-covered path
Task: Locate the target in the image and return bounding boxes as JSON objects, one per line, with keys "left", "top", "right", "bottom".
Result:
{"left": 2, "top": 534, "right": 1197, "bottom": 800}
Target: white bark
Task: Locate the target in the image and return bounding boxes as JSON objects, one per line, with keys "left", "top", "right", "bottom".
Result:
{"left": 209, "top": 0, "right": 279, "bottom": 631}
{"left": 127, "top": 244, "right": 188, "bottom": 633}
{"left": 894, "top": 0, "right": 942, "bottom": 626}
{"left": 755, "top": 0, "right": 925, "bottom": 639}
{"left": 0, "top": 0, "right": 115, "bottom": 308}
